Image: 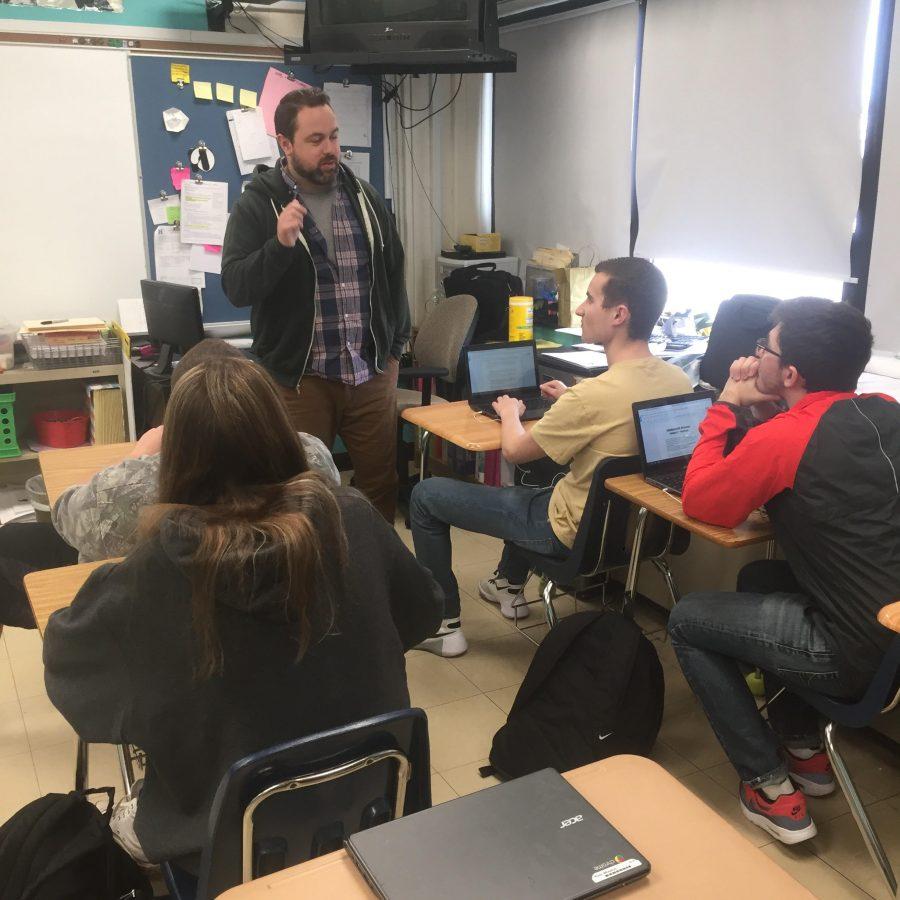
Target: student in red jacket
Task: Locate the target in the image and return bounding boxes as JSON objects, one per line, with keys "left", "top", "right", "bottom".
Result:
{"left": 668, "top": 298, "right": 899, "bottom": 846}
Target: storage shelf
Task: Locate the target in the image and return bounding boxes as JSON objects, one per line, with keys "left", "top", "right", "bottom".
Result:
{"left": 0, "top": 363, "right": 124, "bottom": 386}
{"left": 0, "top": 450, "right": 39, "bottom": 464}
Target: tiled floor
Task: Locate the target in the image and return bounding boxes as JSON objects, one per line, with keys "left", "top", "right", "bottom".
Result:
{"left": 1, "top": 526, "right": 898, "bottom": 898}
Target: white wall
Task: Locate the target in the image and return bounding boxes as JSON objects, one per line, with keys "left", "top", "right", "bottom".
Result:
{"left": 0, "top": 44, "right": 147, "bottom": 327}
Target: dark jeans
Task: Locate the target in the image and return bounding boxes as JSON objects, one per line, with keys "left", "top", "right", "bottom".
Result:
{"left": 668, "top": 560, "right": 867, "bottom": 788}
{"left": 409, "top": 478, "right": 569, "bottom": 619}
{"left": 0, "top": 522, "right": 78, "bottom": 629}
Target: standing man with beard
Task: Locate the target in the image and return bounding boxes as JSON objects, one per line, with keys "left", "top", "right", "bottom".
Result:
{"left": 222, "top": 88, "right": 409, "bottom": 522}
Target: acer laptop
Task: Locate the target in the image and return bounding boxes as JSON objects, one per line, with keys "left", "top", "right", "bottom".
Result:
{"left": 466, "top": 340, "right": 551, "bottom": 420}
{"left": 345, "top": 768, "right": 650, "bottom": 900}
{"left": 632, "top": 391, "right": 715, "bottom": 495}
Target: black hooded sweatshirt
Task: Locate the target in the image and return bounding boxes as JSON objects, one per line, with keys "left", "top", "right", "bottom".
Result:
{"left": 43, "top": 488, "right": 442, "bottom": 862}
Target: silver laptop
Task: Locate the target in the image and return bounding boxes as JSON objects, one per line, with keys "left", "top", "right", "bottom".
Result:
{"left": 466, "top": 340, "right": 551, "bottom": 420}
{"left": 345, "top": 768, "right": 651, "bottom": 899}
{"left": 632, "top": 391, "right": 715, "bottom": 495}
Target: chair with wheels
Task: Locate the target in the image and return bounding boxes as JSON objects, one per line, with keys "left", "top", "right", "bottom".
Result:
{"left": 162, "top": 707, "right": 431, "bottom": 900}
{"left": 396, "top": 294, "right": 479, "bottom": 508}
{"left": 791, "top": 603, "right": 900, "bottom": 898}
{"left": 512, "top": 456, "right": 688, "bottom": 639}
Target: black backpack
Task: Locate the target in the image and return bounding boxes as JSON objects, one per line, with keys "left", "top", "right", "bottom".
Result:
{"left": 443, "top": 262, "right": 524, "bottom": 343}
{"left": 489, "top": 612, "right": 664, "bottom": 779}
{"left": 698, "top": 294, "right": 779, "bottom": 390}
{"left": 0, "top": 789, "right": 152, "bottom": 900}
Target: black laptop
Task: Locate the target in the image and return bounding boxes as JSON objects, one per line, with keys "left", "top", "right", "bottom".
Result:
{"left": 466, "top": 340, "right": 551, "bottom": 420}
{"left": 345, "top": 768, "right": 651, "bottom": 900}
{"left": 632, "top": 391, "right": 715, "bottom": 495}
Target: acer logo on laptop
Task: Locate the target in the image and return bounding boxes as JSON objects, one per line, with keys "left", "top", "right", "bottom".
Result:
{"left": 560, "top": 815, "right": 584, "bottom": 829}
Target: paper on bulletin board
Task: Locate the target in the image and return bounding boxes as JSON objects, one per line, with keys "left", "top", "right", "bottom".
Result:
{"left": 170, "top": 62, "right": 190, "bottom": 84}
{"left": 216, "top": 83, "right": 234, "bottom": 103}
{"left": 325, "top": 82, "right": 372, "bottom": 147}
{"left": 226, "top": 110, "right": 280, "bottom": 175}
{"left": 193, "top": 81, "right": 213, "bottom": 101}
{"left": 239, "top": 89, "right": 258, "bottom": 109}
{"left": 180, "top": 179, "right": 229, "bottom": 245}
{"left": 233, "top": 108, "right": 272, "bottom": 161}
{"left": 342, "top": 151, "right": 370, "bottom": 183}
{"left": 190, "top": 243, "right": 223, "bottom": 275}
{"left": 147, "top": 194, "right": 180, "bottom": 226}
{"left": 260, "top": 67, "right": 311, "bottom": 136}
{"left": 154, "top": 225, "right": 203, "bottom": 288}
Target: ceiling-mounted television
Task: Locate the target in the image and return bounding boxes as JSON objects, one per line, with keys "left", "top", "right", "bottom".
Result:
{"left": 284, "top": 0, "right": 516, "bottom": 74}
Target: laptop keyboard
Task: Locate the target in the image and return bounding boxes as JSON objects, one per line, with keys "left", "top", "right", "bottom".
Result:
{"left": 472, "top": 396, "right": 550, "bottom": 419}
{"left": 649, "top": 463, "right": 690, "bottom": 494}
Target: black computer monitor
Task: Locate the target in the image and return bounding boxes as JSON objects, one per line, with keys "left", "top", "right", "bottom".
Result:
{"left": 140, "top": 279, "right": 205, "bottom": 377}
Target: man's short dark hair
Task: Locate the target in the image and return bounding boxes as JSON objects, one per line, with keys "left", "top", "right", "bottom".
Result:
{"left": 771, "top": 298, "right": 873, "bottom": 392}
{"left": 594, "top": 257, "right": 667, "bottom": 341}
{"left": 273, "top": 88, "right": 332, "bottom": 140}
{"left": 171, "top": 338, "right": 244, "bottom": 389}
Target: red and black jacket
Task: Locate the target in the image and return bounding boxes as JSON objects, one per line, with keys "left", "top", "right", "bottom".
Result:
{"left": 683, "top": 391, "right": 900, "bottom": 681}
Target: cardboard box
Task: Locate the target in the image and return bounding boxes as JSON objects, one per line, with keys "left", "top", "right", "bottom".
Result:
{"left": 459, "top": 232, "right": 502, "bottom": 253}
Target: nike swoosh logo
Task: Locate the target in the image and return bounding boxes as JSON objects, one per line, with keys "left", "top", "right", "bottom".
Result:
{"left": 598, "top": 732, "right": 613, "bottom": 740}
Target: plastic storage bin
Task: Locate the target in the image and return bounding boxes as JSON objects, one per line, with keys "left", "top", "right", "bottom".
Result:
{"left": 0, "top": 322, "right": 14, "bottom": 370}
{"left": 0, "top": 392, "right": 21, "bottom": 458}
{"left": 22, "top": 332, "right": 119, "bottom": 370}
{"left": 25, "top": 474, "right": 51, "bottom": 524}
{"left": 32, "top": 410, "right": 89, "bottom": 448}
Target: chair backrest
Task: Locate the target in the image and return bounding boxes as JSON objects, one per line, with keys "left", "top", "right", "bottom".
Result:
{"left": 699, "top": 295, "right": 779, "bottom": 390}
{"left": 196, "top": 708, "right": 430, "bottom": 900}
{"left": 412, "top": 294, "right": 479, "bottom": 384}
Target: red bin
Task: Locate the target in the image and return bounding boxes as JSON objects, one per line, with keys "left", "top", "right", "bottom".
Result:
{"left": 32, "top": 410, "right": 89, "bottom": 449}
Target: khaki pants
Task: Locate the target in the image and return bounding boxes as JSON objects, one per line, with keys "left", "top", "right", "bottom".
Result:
{"left": 278, "top": 358, "right": 399, "bottom": 522}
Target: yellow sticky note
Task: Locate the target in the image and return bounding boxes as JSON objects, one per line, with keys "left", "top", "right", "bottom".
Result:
{"left": 193, "top": 81, "right": 213, "bottom": 101}
{"left": 170, "top": 63, "right": 190, "bottom": 84}
{"left": 239, "top": 89, "right": 258, "bottom": 109}
{"left": 215, "top": 82, "right": 234, "bottom": 103}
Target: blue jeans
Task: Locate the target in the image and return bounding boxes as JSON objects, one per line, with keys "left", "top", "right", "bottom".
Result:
{"left": 668, "top": 561, "right": 866, "bottom": 788}
{"left": 409, "top": 478, "right": 569, "bottom": 619}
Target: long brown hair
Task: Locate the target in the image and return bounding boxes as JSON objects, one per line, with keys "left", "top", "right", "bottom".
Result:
{"left": 154, "top": 357, "right": 346, "bottom": 678}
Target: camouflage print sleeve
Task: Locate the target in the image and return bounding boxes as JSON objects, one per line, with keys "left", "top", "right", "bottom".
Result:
{"left": 52, "top": 454, "right": 161, "bottom": 563}
{"left": 298, "top": 432, "right": 341, "bottom": 486}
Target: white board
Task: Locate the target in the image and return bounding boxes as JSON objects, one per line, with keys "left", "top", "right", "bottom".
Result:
{"left": 0, "top": 45, "right": 148, "bottom": 327}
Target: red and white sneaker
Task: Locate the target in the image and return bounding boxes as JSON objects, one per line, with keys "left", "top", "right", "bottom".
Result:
{"left": 739, "top": 783, "right": 818, "bottom": 844}
{"left": 786, "top": 751, "right": 835, "bottom": 797}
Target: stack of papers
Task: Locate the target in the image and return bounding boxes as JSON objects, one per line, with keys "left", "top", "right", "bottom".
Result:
{"left": 542, "top": 350, "right": 608, "bottom": 369}
{"left": 227, "top": 109, "right": 280, "bottom": 175}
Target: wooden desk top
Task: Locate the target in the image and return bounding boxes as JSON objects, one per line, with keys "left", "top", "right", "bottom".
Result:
{"left": 24, "top": 558, "right": 123, "bottom": 634}
{"left": 218, "top": 755, "right": 812, "bottom": 899}
{"left": 401, "top": 400, "right": 534, "bottom": 453}
{"left": 39, "top": 442, "right": 133, "bottom": 508}
{"left": 605, "top": 474, "right": 775, "bottom": 548}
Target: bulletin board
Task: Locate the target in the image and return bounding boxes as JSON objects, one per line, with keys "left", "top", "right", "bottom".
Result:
{"left": 130, "top": 55, "right": 385, "bottom": 324}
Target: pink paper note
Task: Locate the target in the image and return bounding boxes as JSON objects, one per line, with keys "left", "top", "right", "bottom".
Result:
{"left": 203, "top": 244, "right": 222, "bottom": 253}
{"left": 170, "top": 166, "right": 189, "bottom": 191}
{"left": 260, "top": 67, "right": 311, "bottom": 136}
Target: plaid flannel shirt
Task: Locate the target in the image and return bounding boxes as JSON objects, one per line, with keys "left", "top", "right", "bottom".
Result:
{"left": 282, "top": 165, "right": 374, "bottom": 386}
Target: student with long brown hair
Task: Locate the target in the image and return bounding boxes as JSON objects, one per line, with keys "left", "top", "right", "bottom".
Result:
{"left": 43, "top": 357, "right": 442, "bottom": 865}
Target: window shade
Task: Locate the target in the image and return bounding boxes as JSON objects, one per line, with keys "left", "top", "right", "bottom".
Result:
{"left": 635, "top": 0, "right": 870, "bottom": 279}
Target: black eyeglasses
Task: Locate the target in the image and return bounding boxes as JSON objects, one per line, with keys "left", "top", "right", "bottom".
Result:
{"left": 755, "top": 338, "right": 784, "bottom": 360}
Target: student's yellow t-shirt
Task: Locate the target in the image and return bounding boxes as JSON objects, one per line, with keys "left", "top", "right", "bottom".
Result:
{"left": 531, "top": 357, "right": 693, "bottom": 548}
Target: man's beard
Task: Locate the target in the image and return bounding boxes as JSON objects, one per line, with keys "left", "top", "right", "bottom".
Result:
{"left": 289, "top": 153, "right": 339, "bottom": 186}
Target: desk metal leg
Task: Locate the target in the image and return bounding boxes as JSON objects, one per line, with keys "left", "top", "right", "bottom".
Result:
{"left": 418, "top": 429, "right": 431, "bottom": 484}
{"left": 75, "top": 738, "right": 89, "bottom": 792}
{"left": 118, "top": 744, "right": 137, "bottom": 796}
{"left": 623, "top": 506, "right": 650, "bottom": 616}
{"left": 765, "top": 539, "right": 776, "bottom": 560}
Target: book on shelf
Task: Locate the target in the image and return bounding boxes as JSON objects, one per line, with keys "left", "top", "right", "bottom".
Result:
{"left": 85, "top": 383, "right": 125, "bottom": 445}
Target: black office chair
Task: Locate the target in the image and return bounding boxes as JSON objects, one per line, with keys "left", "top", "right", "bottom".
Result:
{"left": 163, "top": 708, "right": 431, "bottom": 900}
{"left": 512, "top": 456, "right": 689, "bottom": 638}
{"left": 791, "top": 615, "right": 900, "bottom": 898}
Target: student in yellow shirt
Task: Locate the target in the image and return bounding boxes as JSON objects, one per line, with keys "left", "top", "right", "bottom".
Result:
{"left": 410, "top": 257, "right": 692, "bottom": 657}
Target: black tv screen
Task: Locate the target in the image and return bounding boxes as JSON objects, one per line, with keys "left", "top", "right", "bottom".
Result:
{"left": 324, "top": 2, "right": 470, "bottom": 25}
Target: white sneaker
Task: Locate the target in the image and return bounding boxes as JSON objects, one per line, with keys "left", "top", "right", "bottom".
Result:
{"left": 479, "top": 574, "right": 529, "bottom": 621}
{"left": 416, "top": 618, "right": 468, "bottom": 657}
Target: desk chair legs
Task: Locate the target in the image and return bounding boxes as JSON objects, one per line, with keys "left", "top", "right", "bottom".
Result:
{"left": 623, "top": 506, "right": 650, "bottom": 615}
{"left": 823, "top": 721, "right": 898, "bottom": 897}
{"left": 75, "top": 738, "right": 89, "bottom": 792}
{"left": 118, "top": 744, "right": 138, "bottom": 795}
{"left": 418, "top": 429, "right": 431, "bottom": 485}
{"left": 542, "top": 579, "right": 560, "bottom": 630}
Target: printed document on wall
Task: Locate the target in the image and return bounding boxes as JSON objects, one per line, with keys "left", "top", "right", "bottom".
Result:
{"left": 325, "top": 82, "right": 371, "bottom": 147}
{"left": 343, "top": 151, "right": 370, "bottom": 183}
{"left": 227, "top": 110, "right": 280, "bottom": 175}
{"left": 154, "top": 226, "right": 203, "bottom": 288}
{"left": 180, "top": 180, "right": 229, "bottom": 245}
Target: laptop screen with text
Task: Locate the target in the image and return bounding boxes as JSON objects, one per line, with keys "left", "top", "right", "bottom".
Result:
{"left": 468, "top": 344, "right": 538, "bottom": 396}
{"left": 636, "top": 396, "right": 712, "bottom": 465}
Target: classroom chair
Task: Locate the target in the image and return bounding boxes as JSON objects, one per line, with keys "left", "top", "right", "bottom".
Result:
{"left": 791, "top": 606, "right": 900, "bottom": 898}
{"left": 396, "top": 294, "right": 479, "bottom": 504}
{"left": 163, "top": 707, "right": 431, "bottom": 900}
{"left": 513, "top": 455, "right": 688, "bottom": 640}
